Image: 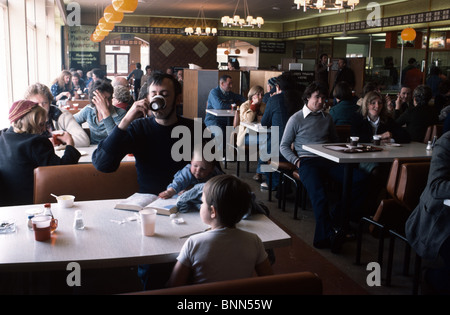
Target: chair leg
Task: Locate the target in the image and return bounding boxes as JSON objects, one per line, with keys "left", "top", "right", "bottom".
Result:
{"left": 412, "top": 254, "right": 422, "bottom": 295}
{"left": 278, "top": 172, "right": 284, "bottom": 209}
{"left": 355, "top": 217, "right": 385, "bottom": 266}
{"left": 386, "top": 232, "right": 396, "bottom": 286}
{"left": 403, "top": 244, "right": 411, "bottom": 276}
{"left": 293, "top": 180, "right": 300, "bottom": 220}
{"left": 268, "top": 172, "right": 272, "bottom": 202}
{"left": 355, "top": 219, "right": 364, "bottom": 265}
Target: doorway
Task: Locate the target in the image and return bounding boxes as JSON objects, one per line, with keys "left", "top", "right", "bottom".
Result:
{"left": 217, "top": 40, "right": 259, "bottom": 70}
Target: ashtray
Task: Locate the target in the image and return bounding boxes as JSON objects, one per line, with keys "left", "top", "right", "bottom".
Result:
{"left": 0, "top": 220, "right": 16, "bottom": 234}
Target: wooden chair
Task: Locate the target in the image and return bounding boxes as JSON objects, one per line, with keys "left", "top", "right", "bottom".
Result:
{"left": 225, "top": 108, "right": 250, "bottom": 176}
{"left": 423, "top": 124, "right": 443, "bottom": 143}
{"left": 33, "top": 162, "right": 139, "bottom": 204}
{"left": 384, "top": 161, "right": 430, "bottom": 294}
{"left": 355, "top": 157, "right": 431, "bottom": 267}
{"left": 123, "top": 271, "right": 322, "bottom": 295}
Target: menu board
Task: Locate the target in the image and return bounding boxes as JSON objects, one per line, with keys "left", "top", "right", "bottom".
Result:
{"left": 259, "top": 41, "right": 286, "bottom": 54}
{"left": 69, "top": 25, "right": 100, "bottom": 71}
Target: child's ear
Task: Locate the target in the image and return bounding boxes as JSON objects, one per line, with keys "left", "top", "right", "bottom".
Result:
{"left": 210, "top": 205, "right": 217, "bottom": 219}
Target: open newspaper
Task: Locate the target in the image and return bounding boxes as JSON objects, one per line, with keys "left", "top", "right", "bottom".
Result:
{"left": 115, "top": 193, "right": 178, "bottom": 216}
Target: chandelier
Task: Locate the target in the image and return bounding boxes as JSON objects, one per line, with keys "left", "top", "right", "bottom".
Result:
{"left": 221, "top": 0, "right": 264, "bottom": 28}
{"left": 185, "top": 7, "right": 217, "bottom": 36}
{"left": 294, "top": 0, "right": 360, "bottom": 13}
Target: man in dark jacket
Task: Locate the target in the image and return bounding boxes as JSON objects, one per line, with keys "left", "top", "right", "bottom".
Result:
{"left": 405, "top": 131, "right": 450, "bottom": 294}
{"left": 331, "top": 58, "right": 355, "bottom": 96}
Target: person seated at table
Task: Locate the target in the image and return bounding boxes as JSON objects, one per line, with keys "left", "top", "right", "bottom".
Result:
{"left": 280, "top": 81, "right": 368, "bottom": 254}
{"left": 92, "top": 72, "right": 201, "bottom": 202}
{"left": 0, "top": 100, "right": 80, "bottom": 206}
{"left": 351, "top": 91, "right": 410, "bottom": 145}
{"left": 395, "top": 85, "right": 439, "bottom": 142}
{"left": 386, "top": 85, "right": 413, "bottom": 116}
{"left": 50, "top": 70, "right": 74, "bottom": 104}
{"left": 166, "top": 174, "right": 273, "bottom": 287}
{"left": 204, "top": 75, "right": 246, "bottom": 153}
{"left": 356, "top": 81, "right": 380, "bottom": 107}
{"left": 263, "top": 77, "right": 277, "bottom": 105}
{"left": 74, "top": 79, "right": 127, "bottom": 145}
{"left": 92, "top": 73, "right": 205, "bottom": 289}
{"left": 71, "top": 72, "right": 86, "bottom": 98}
{"left": 25, "top": 83, "right": 90, "bottom": 147}
{"left": 329, "top": 81, "right": 359, "bottom": 126}
{"left": 236, "top": 85, "right": 266, "bottom": 182}
{"left": 435, "top": 79, "right": 450, "bottom": 116}
{"left": 112, "top": 85, "right": 132, "bottom": 111}
{"left": 158, "top": 146, "right": 223, "bottom": 202}
{"left": 351, "top": 90, "right": 410, "bottom": 216}
{"left": 260, "top": 73, "right": 302, "bottom": 191}
{"left": 405, "top": 130, "right": 450, "bottom": 294}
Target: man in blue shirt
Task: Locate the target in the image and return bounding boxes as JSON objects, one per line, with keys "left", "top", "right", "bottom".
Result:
{"left": 204, "top": 75, "right": 245, "bottom": 154}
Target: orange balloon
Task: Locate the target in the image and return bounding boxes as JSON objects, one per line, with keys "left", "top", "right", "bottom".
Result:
{"left": 98, "top": 17, "right": 115, "bottom": 32}
{"left": 112, "top": 0, "right": 138, "bottom": 13}
{"left": 90, "top": 33, "right": 104, "bottom": 42}
{"left": 401, "top": 28, "right": 416, "bottom": 41}
{"left": 95, "top": 27, "right": 110, "bottom": 37}
{"left": 104, "top": 4, "right": 124, "bottom": 23}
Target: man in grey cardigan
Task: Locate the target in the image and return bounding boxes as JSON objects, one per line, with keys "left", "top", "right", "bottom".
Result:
{"left": 280, "top": 82, "right": 368, "bottom": 254}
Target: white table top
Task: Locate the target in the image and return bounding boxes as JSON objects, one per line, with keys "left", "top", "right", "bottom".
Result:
{"left": 240, "top": 122, "right": 271, "bottom": 133}
{"left": 55, "top": 145, "right": 135, "bottom": 164}
{"left": 0, "top": 199, "right": 291, "bottom": 271}
{"left": 206, "top": 109, "right": 236, "bottom": 117}
{"left": 302, "top": 142, "right": 433, "bottom": 164}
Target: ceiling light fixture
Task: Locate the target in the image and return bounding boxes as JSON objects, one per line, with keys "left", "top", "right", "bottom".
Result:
{"left": 293, "top": 0, "right": 359, "bottom": 13}
{"left": 221, "top": 0, "right": 264, "bottom": 28}
{"left": 185, "top": 6, "right": 217, "bottom": 36}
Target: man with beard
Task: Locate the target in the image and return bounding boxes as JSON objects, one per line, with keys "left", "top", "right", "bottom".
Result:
{"left": 93, "top": 72, "right": 199, "bottom": 195}
{"left": 92, "top": 72, "right": 205, "bottom": 290}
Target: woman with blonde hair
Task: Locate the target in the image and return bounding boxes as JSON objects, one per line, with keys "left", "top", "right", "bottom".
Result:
{"left": 351, "top": 91, "right": 409, "bottom": 144}
{"left": 0, "top": 100, "right": 80, "bottom": 206}
{"left": 25, "top": 82, "right": 90, "bottom": 147}
{"left": 236, "top": 85, "right": 266, "bottom": 181}
{"left": 50, "top": 70, "right": 74, "bottom": 103}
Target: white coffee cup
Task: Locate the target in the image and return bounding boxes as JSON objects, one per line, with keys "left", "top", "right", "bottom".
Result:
{"left": 140, "top": 209, "right": 157, "bottom": 236}
{"left": 350, "top": 136, "right": 359, "bottom": 147}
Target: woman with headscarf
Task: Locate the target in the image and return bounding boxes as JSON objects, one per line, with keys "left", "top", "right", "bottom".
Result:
{"left": 0, "top": 100, "right": 80, "bottom": 206}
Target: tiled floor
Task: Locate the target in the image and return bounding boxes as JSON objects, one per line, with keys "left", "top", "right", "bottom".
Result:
{"left": 225, "top": 160, "right": 420, "bottom": 295}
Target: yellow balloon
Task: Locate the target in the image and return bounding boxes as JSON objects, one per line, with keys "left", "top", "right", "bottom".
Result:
{"left": 401, "top": 28, "right": 416, "bottom": 41}
{"left": 104, "top": 5, "right": 124, "bottom": 23}
{"left": 112, "top": 0, "right": 138, "bottom": 13}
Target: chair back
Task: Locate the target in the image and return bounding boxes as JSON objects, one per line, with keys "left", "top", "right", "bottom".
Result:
{"left": 33, "top": 162, "right": 138, "bottom": 204}
{"left": 124, "top": 272, "right": 322, "bottom": 295}
{"left": 423, "top": 124, "right": 443, "bottom": 143}
{"left": 233, "top": 107, "right": 240, "bottom": 128}
{"left": 386, "top": 158, "right": 431, "bottom": 199}
{"left": 395, "top": 161, "right": 430, "bottom": 211}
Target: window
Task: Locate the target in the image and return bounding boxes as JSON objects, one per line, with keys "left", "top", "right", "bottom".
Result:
{"left": 105, "top": 45, "right": 130, "bottom": 76}
{"left": 0, "top": 2, "right": 10, "bottom": 128}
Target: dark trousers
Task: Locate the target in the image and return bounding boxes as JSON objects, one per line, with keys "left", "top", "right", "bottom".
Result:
{"left": 298, "top": 157, "right": 368, "bottom": 246}
{"left": 426, "top": 237, "right": 450, "bottom": 294}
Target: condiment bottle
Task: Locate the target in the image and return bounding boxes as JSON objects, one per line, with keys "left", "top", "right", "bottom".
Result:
{"left": 27, "top": 215, "right": 34, "bottom": 231}
{"left": 43, "top": 203, "right": 53, "bottom": 218}
{"left": 43, "top": 203, "right": 58, "bottom": 233}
